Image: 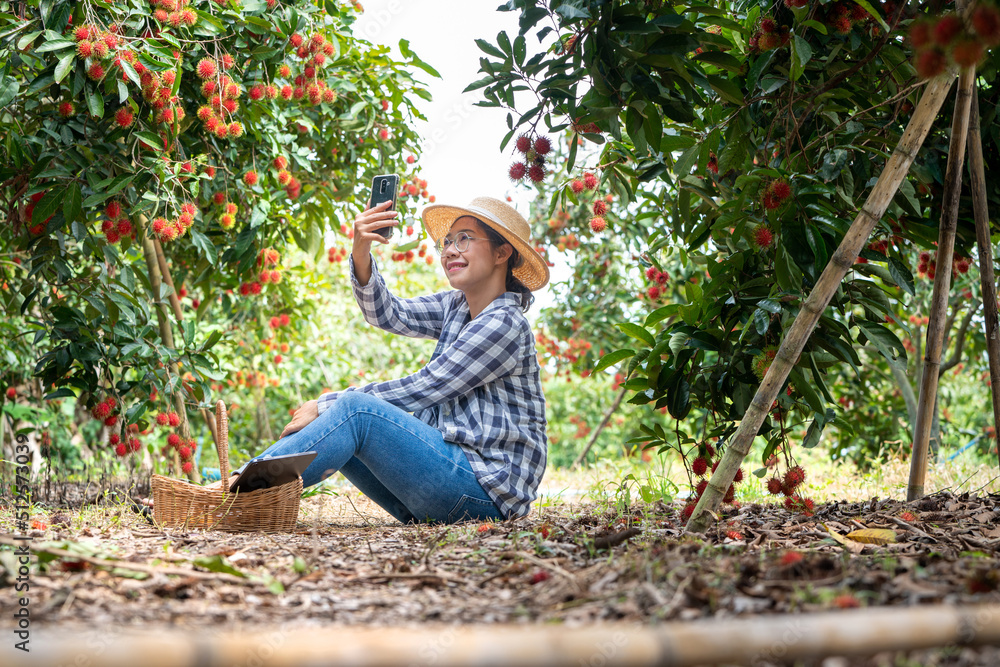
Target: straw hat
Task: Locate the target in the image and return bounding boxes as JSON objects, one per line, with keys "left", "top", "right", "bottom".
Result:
{"left": 422, "top": 197, "right": 550, "bottom": 291}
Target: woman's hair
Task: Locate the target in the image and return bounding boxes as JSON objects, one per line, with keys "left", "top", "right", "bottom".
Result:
{"left": 475, "top": 218, "right": 535, "bottom": 313}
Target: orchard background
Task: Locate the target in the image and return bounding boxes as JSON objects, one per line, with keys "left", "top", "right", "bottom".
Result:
{"left": 1, "top": 0, "right": 999, "bottom": 519}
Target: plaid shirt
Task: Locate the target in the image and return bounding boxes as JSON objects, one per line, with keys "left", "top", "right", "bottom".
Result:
{"left": 316, "top": 255, "right": 548, "bottom": 519}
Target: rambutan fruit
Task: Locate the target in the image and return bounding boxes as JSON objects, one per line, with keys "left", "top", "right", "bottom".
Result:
{"left": 849, "top": 3, "right": 868, "bottom": 21}
{"left": 760, "top": 18, "right": 778, "bottom": 33}
{"left": 691, "top": 456, "right": 709, "bottom": 476}
{"left": 753, "top": 225, "right": 774, "bottom": 250}
{"left": 228, "top": 121, "right": 244, "bottom": 138}
{"left": 221, "top": 53, "right": 235, "bottom": 70}
{"left": 167, "top": 433, "right": 181, "bottom": 448}
{"left": 178, "top": 445, "right": 192, "bottom": 460}
{"left": 784, "top": 465, "right": 806, "bottom": 490}
{"left": 507, "top": 162, "right": 528, "bottom": 183}
{"left": 74, "top": 25, "right": 91, "bottom": 42}
{"left": 779, "top": 550, "right": 803, "bottom": 567}
{"left": 582, "top": 172, "right": 598, "bottom": 190}
{"left": 116, "top": 219, "right": 133, "bottom": 236}
{"left": 115, "top": 442, "right": 128, "bottom": 457}
{"left": 723, "top": 484, "right": 736, "bottom": 503}
{"left": 515, "top": 134, "right": 532, "bottom": 153}
{"left": 831, "top": 16, "right": 853, "bottom": 35}
{"left": 933, "top": 14, "right": 963, "bottom": 47}
{"left": 105, "top": 229, "right": 121, "bottom": 244}
{"left": 771, "top": 179, "right": 792, "bottom": 201}
{"left": 58, "top": 101, "right": 75, "bottom": 117}
{"left": 759, "top": 32, "right": 781, "bottom": 50}
{"left": 570, "top": 179, "right": 585, "bottom": 194}
{"left": 109, "top": 433, "right": 121, "bottom": 446}
{"left": 290, "top": 33, "right": 304, "bottom": 48}
{"left": 527, "top": 164, "right": 545, "bottom": 182}
{"left": 220, "top": 213, "right": 235, "bottom": 229}
{"left": 972, "top": 5, "right": 1000, "bottom": 45}
{"left": 249, "top": 84, "right": 265, "bottom": 101}
{"left": 533, "top": 136, "right": 551, "bottom": 155}
{"left": 264, "top": 84, "right": 278, "bottom": 99}
{"left": 114, "top": 107, "right": 134, "bottom": 128}
{"left": 167, "top": 411, "right": 180, "bottom": 427}
{"left": 273, "top": 155, "right": 288, "bottom": 170}
{"left": 734, "top": 467, "right": 744, "bottom": 484}
{"left": 767, "top": 476, "right": 783, "bottom": 495}
{"left": 277, "top": 170, "right": 292, "bottom": 186}
{"left": 243, "top": 170, "right": 259, "bottom": 186}
{"left": 196, "top": 58, "right": 217, "bottom": 79}
{"left": 952, "top": 40, "right": 984, "bottom": 68}
{"left": 87, "top": 63, "right": 105, "bottom": 81}
{"left": 593, "top": 200, "right": 607, "bottom": 216}
{"left": 181, "top": 461, "right": 194, "bottom": 474}
{"left": 647, "top": 285, "right": 661, "bottom": 300}
{"left": 155, "top": 412, "right": 170, "bottom": 426}
{"left": 91, "top": 41, "right": 108, "bottom": 59}
{"left": 589, "top": 217, "right": 606, "bottom": 233}
{"left": 695, "top": 479, "right": 709, "bottom": 498}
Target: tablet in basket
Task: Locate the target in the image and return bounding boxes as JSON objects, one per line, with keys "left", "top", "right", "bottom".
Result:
{"left": 229, "top": 451, "right": 317, "bottom": 493}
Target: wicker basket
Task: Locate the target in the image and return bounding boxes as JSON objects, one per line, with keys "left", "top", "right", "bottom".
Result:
{"left": 151, "top": 400, "right": 303, "bottom": 532}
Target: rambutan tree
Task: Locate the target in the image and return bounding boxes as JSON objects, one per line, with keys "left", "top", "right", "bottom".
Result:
{"left": 0, "top": 0, "right": 436, "bottom": 477}
{"left": 472, "top": 0, "right": 1000, "bottom": 519}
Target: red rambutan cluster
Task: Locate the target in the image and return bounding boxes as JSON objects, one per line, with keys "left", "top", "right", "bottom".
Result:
{"left": 910, "top": 5, "right": 999, "bottom": 79}
{"left": 761, "top": 178, "right": 792, "bottom": 210}
{"left": 508, "top": 133, "right": 552, "bottom": 184}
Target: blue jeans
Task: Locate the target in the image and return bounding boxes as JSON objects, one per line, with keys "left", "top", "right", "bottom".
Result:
{"left": 247, "top": 392, "right": 505, "bottom": 524}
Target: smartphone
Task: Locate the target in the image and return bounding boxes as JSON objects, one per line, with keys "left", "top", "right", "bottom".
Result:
{"left": 368, "top": 174, "right": 399, "bottom": 240}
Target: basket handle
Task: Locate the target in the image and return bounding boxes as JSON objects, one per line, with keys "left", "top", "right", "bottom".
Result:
{"left": 216, "top": 400, "right": 229, "bottom": 492}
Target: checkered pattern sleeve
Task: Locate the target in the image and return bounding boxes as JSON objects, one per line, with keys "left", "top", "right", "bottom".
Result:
{"left": 343, "top": 307, "right": 522, "bottom": 411}
{"left": 349, "top": 254, "right": 447, "bottom": 340}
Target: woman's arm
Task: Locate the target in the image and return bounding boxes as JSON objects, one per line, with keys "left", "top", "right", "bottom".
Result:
{"left": 349, "top": 201, "right": 448, "bottom": 339}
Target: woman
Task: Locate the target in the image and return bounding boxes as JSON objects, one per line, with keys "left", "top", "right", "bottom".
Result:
{"left": 212, "top": 196, "right": 549, "bottom": 524}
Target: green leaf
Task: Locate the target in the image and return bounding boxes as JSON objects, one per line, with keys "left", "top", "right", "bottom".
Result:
{"left": 888, "top": 257, "right": 915, "bottom": 296}
{"left": 32, "top": 188, "right": 63, "bottom": 226}
{"left": 693, "top": 50, "right": 744, "bottom": 72}
{"left": 594, "top": 348, "right": 636, "bottom": 374}
{"left": 63, "top": 181, "right": 82, "bottom": 224}
{"left": 86, "top": 87, "right": 104, "bottom": 119}
{"left": 193, "top": 555, "right": 246, "bottom": 578}
{"left": 791, "top": 35, "right": 812, "bottom": 82}
{"left": 475, "top": 38, "right": 505, "bottom": 59}
{"left": 54, "top": 52, "right": 75, "bottom": 84}
{"left": 854, "top": 0, "right": 889, "bottom": 32}
{"left": 856, "top": 320, "right": 906, "bottom": 372}
{"left": 707, "top": 74, "right": 744, "bottom": 105}
{"left": 35, "top": 39, "right": 76, "bottom": 53}
{"left": 617, "top": 322, "right": 655, "bottom": 348}
{"left": 0, "top": 75, "right": 20, "bottom": 108}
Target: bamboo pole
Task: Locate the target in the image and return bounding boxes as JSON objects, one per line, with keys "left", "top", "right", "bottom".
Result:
{"left": 572, "top": 386, "right": 627, "bottom": 469}
{"left": 139, "top": 217, "right": 199, "bottom": 483}
{"left": 907, "top": 63, "right": 976, "bottom": 501}
{"left": 966, "top": 88, "right": 1000, "bottom": 475}
{"left": 7, "top": 604, "right": 1000, "bottom": 666}
{"left": 686, "top": 73, "right": 958, "bottom": 532}
{"left": 153, "top": 236, "right": 184, "bottom": 323}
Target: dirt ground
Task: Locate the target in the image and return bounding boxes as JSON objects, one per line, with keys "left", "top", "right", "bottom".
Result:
{"left": 2, "top": 481, "right": 1000, "bottom": 666}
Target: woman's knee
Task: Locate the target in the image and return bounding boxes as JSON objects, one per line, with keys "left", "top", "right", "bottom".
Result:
{"left": 330, "top": 390, "right": 379, "bottom": 414}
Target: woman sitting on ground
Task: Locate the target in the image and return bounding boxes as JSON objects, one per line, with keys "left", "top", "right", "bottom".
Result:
{"left": 153, "top": 196, "right": 550, "bottom": 524}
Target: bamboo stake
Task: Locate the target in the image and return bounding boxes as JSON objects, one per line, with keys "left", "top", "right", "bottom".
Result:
{"left": 139, "top": 217, "right": 199, "bottom": 483}
{"left": 966, "top": 88, "right": 1000, "bottom": 475}
{"left": 572, "top": 386, "right": 627, "bottom": 469}
{"left": 7, "top": 604, "right": 1000, "bottom": 666}
{"left": 907, "top": 63, "right": 976, "bottom": 501}
{"left": 153, "top": 236, "right": 184, "bottom": 323}
{"left": 686, "top": 73, "right": 957, "bottom": 532}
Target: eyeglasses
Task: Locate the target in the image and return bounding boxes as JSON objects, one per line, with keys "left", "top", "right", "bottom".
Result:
{"left": 435, "top": 231, "right": 486, "bottom": 254}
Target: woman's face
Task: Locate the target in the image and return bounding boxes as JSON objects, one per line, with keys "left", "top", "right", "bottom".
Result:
{"left": 439, "top": 216, "right": 503, "bottom": 291}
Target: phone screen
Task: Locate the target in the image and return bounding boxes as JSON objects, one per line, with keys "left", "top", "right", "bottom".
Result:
{"left": 369, "top": 174, "right": 399, "bottom": 240}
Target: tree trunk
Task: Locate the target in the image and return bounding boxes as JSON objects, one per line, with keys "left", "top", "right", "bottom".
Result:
{"left": 139, "top": 217, "right": 199, "bottom": 483}
{"left": 571, "top": 386, "right": 627, "bottom": 469}
{"left": 966, "top": 87, "right": 1000, "bottom": 476}
{"left": 907, "top": 62, "right": 976, "bottom": 501}
{"left": 686, "top": 73, "right": 957, "bottom": 532}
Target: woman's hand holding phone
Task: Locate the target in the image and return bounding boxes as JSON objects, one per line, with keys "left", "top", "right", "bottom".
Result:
{"left": 351, "top": 200, "right": 398, "bottom": 286}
